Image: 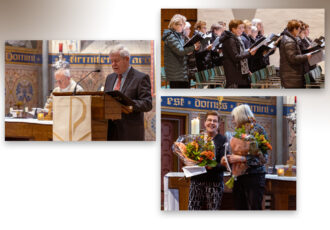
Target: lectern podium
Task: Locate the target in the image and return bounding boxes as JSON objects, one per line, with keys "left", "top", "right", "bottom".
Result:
{"left": 52, "top": 92, "right": 133, "bottom": 141}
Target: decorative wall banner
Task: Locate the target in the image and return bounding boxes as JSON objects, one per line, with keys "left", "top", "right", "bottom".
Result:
{"left": 283, "top": 105, "right": 296, "bottom": 116}
{"left": 161, "top": 96, "right": 295, "bottom": 116}
{"left": 5, "top": 51, "right": 42, "bottom": 65}
{"left": 48, "top": 54, "right": 151, "bottom": 66}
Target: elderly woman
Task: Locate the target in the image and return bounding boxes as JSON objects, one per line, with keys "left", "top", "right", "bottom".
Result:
{"left": 279, "top": 19, "right": 311, "bottom": 88}
{"left": 241, "top": 20, "right": 252, "bottom": 49}
{"left": 194, "top": 20, "right": 213, "bottom": 71}
{"left": 221, "top": 104, "right": 269, "bottom": 210}
{"left": 249, "top": 26, "right": 258, "bottom": 44}
{"left": 162, "top": 14, "right": 200, "bottom": 88}
{"left": 183, "top": 21, "right": 198, "bottom": 83}
{"left": 210, "top": 23, "right": 225, "bottom": 67}
{"left": 220, "top": 19, "right": 256, "bottom": 88}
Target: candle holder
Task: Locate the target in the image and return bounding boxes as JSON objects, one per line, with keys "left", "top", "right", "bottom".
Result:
{"left": 52, "top": 42, "right": 70, "bottom": 70}
{"left": 37, "top": 112, "right": 44, "bottom": 120}
{"left": 277, "top": 168, "right": 284, "bottom": 176}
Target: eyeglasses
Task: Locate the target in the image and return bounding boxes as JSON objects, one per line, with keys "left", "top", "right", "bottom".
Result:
{"left": 55, "top": 79, "right": 63, "bottom": 84}
{"left": 206, "top": 119, "right": 218, "bottom": 123}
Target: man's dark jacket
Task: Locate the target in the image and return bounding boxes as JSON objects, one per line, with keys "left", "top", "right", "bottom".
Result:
{"left": 104, "top": 67, "right": 152, "bottom": 140}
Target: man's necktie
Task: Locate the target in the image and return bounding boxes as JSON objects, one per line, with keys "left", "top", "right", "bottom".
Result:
{"left": 114, "top": 74, "right": 122, "bottom": 91}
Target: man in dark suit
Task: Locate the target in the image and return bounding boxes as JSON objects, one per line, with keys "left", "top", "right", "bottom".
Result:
{"left": 104, "top": 45, "right": 152, "bottom": 140}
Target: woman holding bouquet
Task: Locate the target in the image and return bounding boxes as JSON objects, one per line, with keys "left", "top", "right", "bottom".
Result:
{"left": 221, "top": 104, "right": 269, "bottom": 210}
{"left": 188, "top": 111, "right": 227, "bottom": 210}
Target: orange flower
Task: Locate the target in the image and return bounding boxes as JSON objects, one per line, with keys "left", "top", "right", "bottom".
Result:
{"left": 241, "top": 133, "right": 247, "bottom": 139}
{"left": 201, "top": 151, "right": 215, "bottom": 160}
{"left": 266, "top": 142, "right": 272, "bottom": 150}
{"left": 191, "top": 141, "right": 199, "bottom": 150}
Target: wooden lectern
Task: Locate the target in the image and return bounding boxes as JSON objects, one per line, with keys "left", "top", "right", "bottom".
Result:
{"left": 52, "top": 92, "right": 133, "bottom": 141}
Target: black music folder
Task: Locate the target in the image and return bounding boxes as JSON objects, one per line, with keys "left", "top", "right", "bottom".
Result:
{"left": 106, "top": 90, "right": 135, "bottom": 106}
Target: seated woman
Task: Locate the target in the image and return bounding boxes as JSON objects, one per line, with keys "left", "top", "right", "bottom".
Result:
{"left": 220, "top": 19, "right": 256, "bottom": 88}
{"left": 279, "top": 19, "right": 311, "bottom": 88}
{"left": 162, "top": 14, "right": 200, "bottom": 88}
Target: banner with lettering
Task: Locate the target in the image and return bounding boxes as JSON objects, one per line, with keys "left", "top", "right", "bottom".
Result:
{"left": 161, "top": 97, "right": 295, "bottom": 116}
{"left": 48, "top": 54, "right": 151, "bottom": 66}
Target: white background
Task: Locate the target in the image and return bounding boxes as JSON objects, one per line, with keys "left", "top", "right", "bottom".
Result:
{"left": 1, "top": 0, "right": 329, "bottom": 229}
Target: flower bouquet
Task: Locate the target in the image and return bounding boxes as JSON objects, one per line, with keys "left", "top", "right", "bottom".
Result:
{"left": 172, "top": 134, "right": 217, "bottom": 176}
{"left": 225, "top": 124, "right": 272, "bottom": 189}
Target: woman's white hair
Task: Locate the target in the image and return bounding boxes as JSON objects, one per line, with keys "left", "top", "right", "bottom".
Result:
{"left": 231, "top": 104, "right": 255, "bottom": 127}
{"left": 109, "top": 45, "right": 130, "bottom": 59}
{"left": 251, "top": 25, "right": 258, "bottom": 33}
{"left": 184, "top": 21, "right": 191, "bottom": 29}
{"left": 251, "top": 18, "right": 262, "bottom": 27}
{"left": 55, "top": 68, "right": 70, "bottom": 78}
{"left": 168, "top": 14, "right": 187, "bottom": 29}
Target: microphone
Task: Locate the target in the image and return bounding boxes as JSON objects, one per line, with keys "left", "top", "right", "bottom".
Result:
{"left": 73, "top": 69, "right": 101, "bottom": 95}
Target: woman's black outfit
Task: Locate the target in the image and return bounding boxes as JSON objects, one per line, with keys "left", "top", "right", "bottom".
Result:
{"left": 220, "top": 30, "right": 251, "bottom": 88}
{"left": 248, "top": 35, "right": 272, "bottom": 73}
{"left": 279, "top": 30, "right": 308, "bottom": 88}
{"left": 188, "top": 134, "right": 227, "bottom": 210}
{"left": 194, "top": 31, "right": 212, "bottom": 72}
{"left": 210, "top": 32, "right": 224, "bottom": 67}
{"left": 184, "top": 35, "right": 198, "bottom": 83}
{"left": 232, "top": 123, "right": 268, "bottom": 210}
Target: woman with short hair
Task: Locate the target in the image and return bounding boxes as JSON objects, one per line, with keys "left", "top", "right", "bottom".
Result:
{"left": 210, "top": 23, "right": 225, "bottom": 67}
{"left": 221, "top": 104, "right": 269, "bottom": 210}
{"left": 220, "top": 19, "right": 256, "bottom": 88}
{"left": 279, "top": 19, "right": 311, "bottom": 88}
{"left": 194, "top": 20, "right": 212, "bottom": 71}
{"left": 241, "top": 20, "right": 252, "bottom": 49}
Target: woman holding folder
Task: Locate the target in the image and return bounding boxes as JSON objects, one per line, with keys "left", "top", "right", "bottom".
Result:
{"left": 279, "top": 19, "right": 311, "bottom": 88}
{"left": 220, "top": 19, "right": 256, "bottom": 88}
{"left": 162, "top": 14, "right": 200, "bottom": 88}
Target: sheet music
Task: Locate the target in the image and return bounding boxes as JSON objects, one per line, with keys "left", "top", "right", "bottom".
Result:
{"left": 308, "top": 49, "right": 325, "bottom": 66}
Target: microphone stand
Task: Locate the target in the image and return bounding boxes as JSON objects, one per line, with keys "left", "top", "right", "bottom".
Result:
{"left": 73, "top": 69, "right": 101, "bottom": 95}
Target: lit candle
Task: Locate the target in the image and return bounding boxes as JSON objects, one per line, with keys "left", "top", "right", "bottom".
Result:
{"left": 25, "top": 106, "right": 29, "bottom": 112}
{"left": 191, "top": 118, "right": 200, "bottom": 135}
{"left": 59, "top": 43, "right": 63, "bottom": 53}
{"left": 37, "top": 112, "right": 44, "bottom": 120}
{"left": 277, "top": 168, "right": 284, "bottom": 176}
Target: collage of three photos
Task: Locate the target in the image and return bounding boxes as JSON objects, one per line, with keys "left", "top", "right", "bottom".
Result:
{"left": 3, "top": 8, "right": 325, "bottom": 211}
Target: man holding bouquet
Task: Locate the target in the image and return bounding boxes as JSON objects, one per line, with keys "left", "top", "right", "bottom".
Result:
{"left": 188, "top": 111, "right": 227, "bottom": 210}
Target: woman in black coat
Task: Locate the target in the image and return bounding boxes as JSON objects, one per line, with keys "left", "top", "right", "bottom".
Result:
{"left": 279, "top": 20, "right": 311, "bottom": 88}
{"left": 220, "top": 19, "right": 256, "bottom": 88}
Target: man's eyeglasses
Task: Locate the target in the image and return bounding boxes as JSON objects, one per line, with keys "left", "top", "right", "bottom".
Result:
{"left": 206, "top": 119, "right": 218, "bottom": 123}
